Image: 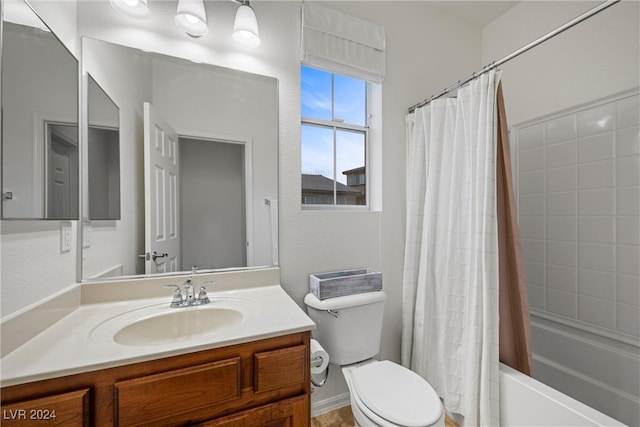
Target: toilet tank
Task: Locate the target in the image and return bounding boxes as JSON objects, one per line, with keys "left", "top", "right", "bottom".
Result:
{"left": 304, "top": 291, "right": 386, "bottom": 366}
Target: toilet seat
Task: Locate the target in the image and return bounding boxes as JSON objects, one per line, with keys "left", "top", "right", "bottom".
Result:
{"left": 350, "top": 360, "right": 442, "bottom": 427}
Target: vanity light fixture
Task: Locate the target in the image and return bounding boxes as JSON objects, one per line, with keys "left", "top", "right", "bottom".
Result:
{"left": 175, "top": 0, "right": 209, "bottom": 37}
{"left": 109, "top": 0, "right": 150, "bottom": 19}
{"left": 233, "top": 0, "right": 260, "bottom": 48}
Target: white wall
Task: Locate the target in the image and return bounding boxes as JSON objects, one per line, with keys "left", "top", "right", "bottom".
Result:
{"left": 483, "top": 2, "right": 640, "bottom": 425}
{"left": 81, "top": 39, "right": 152, "bottom": 279}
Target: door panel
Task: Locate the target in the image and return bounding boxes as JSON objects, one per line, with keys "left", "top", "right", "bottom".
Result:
{"left": 144, "top": 103, "right": 180, "bottom": 274}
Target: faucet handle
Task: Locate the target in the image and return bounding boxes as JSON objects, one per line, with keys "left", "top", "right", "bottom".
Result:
{"left": 195, "top": 283, "right": 211, "bottom": 305}
{"left": 163, "top": 284, "right": 185, "bottom": 307}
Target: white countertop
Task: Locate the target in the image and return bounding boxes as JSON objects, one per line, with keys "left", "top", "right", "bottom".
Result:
{"left": 1, "top": 284, "right": 315, "bottom": 387}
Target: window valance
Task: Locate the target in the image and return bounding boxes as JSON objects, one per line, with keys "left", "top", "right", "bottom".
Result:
{"left": 301, "top": 2, "right": 386, "bottom": 83}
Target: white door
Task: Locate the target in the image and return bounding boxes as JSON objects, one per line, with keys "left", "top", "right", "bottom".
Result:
{"left": 143, "top": 102, "right": 180, "bottom": 274}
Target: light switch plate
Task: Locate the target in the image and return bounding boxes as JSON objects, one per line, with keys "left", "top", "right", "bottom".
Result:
{"left": 60, "top": 222, "right": 72, "bottom": 253}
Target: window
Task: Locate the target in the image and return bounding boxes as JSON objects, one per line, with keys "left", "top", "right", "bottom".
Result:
{"left": 301, "top": 66, "right": 368, "bottom": 207}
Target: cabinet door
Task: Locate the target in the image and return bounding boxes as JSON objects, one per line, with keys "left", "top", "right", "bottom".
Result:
{"left": 253, "top": 345, "right": 307, "bottom": 394}
{"left": 200, "top": 394, "right": 309, "bottom": 427}
{"left": 114, "top": 357, "right": 241, "bottom": 426}
{"left": 1, "top": 388, "right": 90, "bottom": 427}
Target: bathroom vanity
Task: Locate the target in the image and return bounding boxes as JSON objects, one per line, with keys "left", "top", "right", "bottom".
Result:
{"left": 1, "top": 268, "right": 315, "bottom": 426}
{"left": 1, "top": 332, "right": 309, "bottom": 426}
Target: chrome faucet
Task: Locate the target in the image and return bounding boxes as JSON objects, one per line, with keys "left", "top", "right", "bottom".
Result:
{"left": 163, "top": 279, "right": 210, "bottom": 308}
{"left": 184, "top": 279, "right": 195, "bottom": 304}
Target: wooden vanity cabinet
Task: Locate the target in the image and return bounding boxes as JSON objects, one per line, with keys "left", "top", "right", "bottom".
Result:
{"left": 1, "top": 332, "right": 310, "bottom": 426}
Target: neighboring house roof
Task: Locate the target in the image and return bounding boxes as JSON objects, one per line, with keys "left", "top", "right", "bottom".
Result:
{"left": 302, "top": 174, "right": 361, "bottom": 194}
{"left": 342, "top": 166, "right": 365, "bottom": 175}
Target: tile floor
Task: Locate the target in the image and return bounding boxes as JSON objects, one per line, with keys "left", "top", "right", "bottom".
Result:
{"left": 311, "top": 405, "right": 459, "bottom": 427}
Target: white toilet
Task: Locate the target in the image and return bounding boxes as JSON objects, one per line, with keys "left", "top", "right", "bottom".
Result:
{"left": 304, "top": 291, "right": 444, "bottom": 427}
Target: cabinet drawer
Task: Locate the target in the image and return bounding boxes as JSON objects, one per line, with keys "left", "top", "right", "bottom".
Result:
{"left": 1, "top": 388, "right": 90, "bottom": 426}
{"left": 114, "top": 357, "right": 241, "bottom": 426}
{"left": 200, "top": 394, "right": 309, "bottom": 427}
{"left": 253, "top": 345, "right": 307, "bottom": 394}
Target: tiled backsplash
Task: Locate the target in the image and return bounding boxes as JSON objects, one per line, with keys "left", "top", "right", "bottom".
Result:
{"left": 515, "top": 90, "right": 640, "bottom": 338}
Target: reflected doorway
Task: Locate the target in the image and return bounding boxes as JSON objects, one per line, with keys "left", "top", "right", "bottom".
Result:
{"left": 179, "top": 137, "right": 247, "bottom": 271}
{"left": 46, "top": 122, "right": 78, "bottom": 219}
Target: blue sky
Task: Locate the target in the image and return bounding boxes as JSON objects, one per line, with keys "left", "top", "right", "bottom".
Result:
{"left": 301, "top": 66, "right": 366, "bottom": 184}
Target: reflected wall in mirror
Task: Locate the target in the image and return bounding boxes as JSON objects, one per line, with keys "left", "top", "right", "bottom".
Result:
{"left": 1, "top": 1, "right": 79, "bottom": 220}
{"left": 87, "top": 73, "right": 120, "bottom": 220}
{"left": 81, "top": 38, "right": 278, "bottom": 281}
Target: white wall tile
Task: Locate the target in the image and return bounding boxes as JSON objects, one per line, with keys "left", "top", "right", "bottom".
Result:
{"left": 579, "top": 216, "right": 615, "bottom": 244}
{"left": 616, "top": 127, "right": 640, "bottom": 157}
{"left": 520, "top": 147, "right": 545, "bottom": 172}
{"left": 617, "top": 187, "right": 640, "bottom": 215}
{"left": 578, "top": 189, "right": 615, "bottom": 216}
{"left": 616, "top": 95, "right": 640, "bottom": 128}
{"left": 519, "top": 216, "right": 545, "bottom": 240}
{"left": 578, "top": 295, "right": 615, "bottom": 329}
{"left": 577, "top": 103, "right": 615, "bottom": 137}
{"left": 547, "top": 192, "right": 577, "bottom": 216}
{"left": 547, "top": 289, "right": 577, "bottom": 318}
{"left": 519, "top": 93, "right": 640, "bottom": 336}
{"left": 617, "top": 274, "right": 640, "bottom": 306}
{"left": 617, "top": 216, "right": 640, "bottom": 246}
{"left": 579, "top": 268, "right": 615, "bottom": 300}
{"left": 522, "top": 239, "right": 545, "bottom": 263}
{"left": 519, "top": 171, "right": 545, "bottom": 194}
{"left": 547, "top": 240, "right": 577, "bottom": 267}
{"left": 579, "top": 243, "right": 615, "bottom": 272}
{"left": 518, "top": 123, "right": 544, "bottom": 150}
{"left": 616, "top": 303, "right": 640, "bottom": 337}
{"left": 520, "top": 193, "right": 545, "bottom": 216}
{"left": 616, "top": 155, "right": 640, "bottom": 187}
{"left": 546, "top": 141, "right": 576, "bottom": 168}
{"left": 617, "top": 245, "right": 640, "bottom": 276}
{"left": 547, "top": 264, "right": 577, "bottom": 293}
{"left": 528, "top": 285, "right": 545, "bottom": 310}
{"left": 546, "top": 166, "right": 577, "bottom": 192}
{"left": 578, "top": 160, "right": 614, "bottom": 190}
{"left": 525, "top": 261, "right": 546, "bottom": 287}
{"left": 547, "top": 216, "right": 577, "bottom": 242}
{"left": 578, "top": 132, "right": 614, "bottom": 163}
{"left": 546, "top": 114, "right": 576, "bottom": 144}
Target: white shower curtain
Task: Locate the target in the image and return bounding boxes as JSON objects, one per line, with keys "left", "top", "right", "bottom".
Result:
{"left": 402, "top": 70, "right": 501, "bottom": 426}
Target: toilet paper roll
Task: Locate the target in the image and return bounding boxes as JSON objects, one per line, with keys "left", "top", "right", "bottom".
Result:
{"left": 310, "top": 339, "right": 330, "bottom": 375}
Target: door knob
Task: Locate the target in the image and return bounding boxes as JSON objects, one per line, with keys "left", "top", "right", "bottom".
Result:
{"left": 138, "top": 251, "right": 169, "bottom": 261}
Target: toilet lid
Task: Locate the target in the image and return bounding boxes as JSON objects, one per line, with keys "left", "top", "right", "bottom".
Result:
{"left": 351, "top": 361, "right": 442, "bottom": 427}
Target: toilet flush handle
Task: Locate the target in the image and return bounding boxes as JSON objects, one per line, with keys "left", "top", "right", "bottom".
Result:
{"left": 327, "top": 309, "right": 340, "bottom": 318}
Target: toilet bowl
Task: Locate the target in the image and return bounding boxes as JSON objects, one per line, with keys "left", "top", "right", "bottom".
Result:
{"left": 343, "top": 360, "right": 444, "bottom": 427}
{"left": 304, "top": 291, "right": 444, "bottom": 427}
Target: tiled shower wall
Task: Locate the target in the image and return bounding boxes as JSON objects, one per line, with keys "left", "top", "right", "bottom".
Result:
{"left": 516, "top": 91, "right": 640, "bottom": 338}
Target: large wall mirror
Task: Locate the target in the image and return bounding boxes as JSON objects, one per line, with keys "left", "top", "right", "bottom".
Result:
{"left": 1, "top": 0, "right": 79, "bottom": 220}
{"left": 81, "top": 38, "right": 279, "bottom": 281}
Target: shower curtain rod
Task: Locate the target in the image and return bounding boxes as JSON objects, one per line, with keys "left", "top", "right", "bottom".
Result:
{"left": 407, "top": 0, "right": 621, "bottom": 113}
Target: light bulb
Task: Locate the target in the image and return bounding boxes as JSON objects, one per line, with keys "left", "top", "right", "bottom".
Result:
{"left": 184, "top": 14, "right": 200, "bottom": 24}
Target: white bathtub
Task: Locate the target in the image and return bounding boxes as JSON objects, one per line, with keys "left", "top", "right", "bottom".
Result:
{"left": 499, "top": 364, "right": 626, "bottom": 426}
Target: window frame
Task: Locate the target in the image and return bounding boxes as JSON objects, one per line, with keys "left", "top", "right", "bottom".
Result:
{"left": 301, "top": 66, "right": 371, "bottom": 210}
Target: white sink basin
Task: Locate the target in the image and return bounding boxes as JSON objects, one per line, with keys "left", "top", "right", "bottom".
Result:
{"left": 90, "top": 297, "right": 258, "bottom": 347}
{"left": 114, "top": 307, "right": 244, "bottom": 346}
